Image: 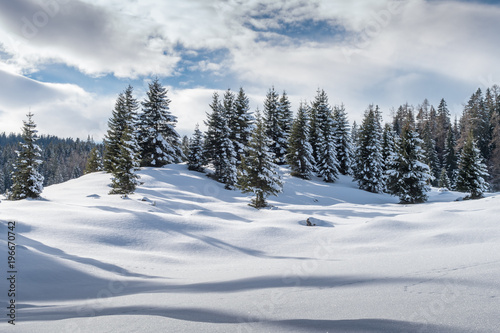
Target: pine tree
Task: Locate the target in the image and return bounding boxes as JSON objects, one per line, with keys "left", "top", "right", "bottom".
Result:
{"left": 181, "top": 135, "right": 190, "bottom": 162}
{"left": 238, "top": 111, "right": 282, "bottom": 208}
{"left": 287, "top": 102, "right": 315, "bottom": 179}
{"left": 436, "top": 98, "right": 451, "bottom": 163}
{"left": 489, "top": 108, "right": 500, "bottom": 191}
{"left": 137, "top": 78, "right": 183, "bottom": 167}
{"left": 421, "top": 121, "right": 440, "bottom": 185}
{"left": 332, "top": 104, "right": 353, "bottom": 175}
{"left": 312, "top": 89, "right": 339, "bottom": 182}
{"left": 233, "top": 87, "right": 254, "bottom": 163}
{"left": 187, "top": 124, "right": 205, "bottom": 172}
{"left": 385, "top": 123, "right": 431, "bottom": 203}
{"left": 354, "top": 105, "right": 384, "bottom": 193}
{"left": 103, "top": 92, "right": 129, "bottom": 172}
{"left": 204, "top": 92, "right": 238, "bottom": 189}
{"left": 109, "top": 121, "right": 141, "bottom": 195}
{"left": 279, "top": 90, "right": 293, "bottom": 142}
{"left": 264, "top": 87, "right": 288, "bottom": 165}
{"left": 84, "top": 147, "right": 103, "bottom": 174}
{"left": 443, "top": 127, "right": 458, "bottom": 187}
{"left": 9, "top": 112, "right": 44, "bottom": 200}
{"left": 456, "top": 132, "right": 489, "bottom": 199}
{"left": 104, "top": 87, "right": 141, "bottom": 195}
{"left": 438, "top": 168, "right": 451, "bottom": 189}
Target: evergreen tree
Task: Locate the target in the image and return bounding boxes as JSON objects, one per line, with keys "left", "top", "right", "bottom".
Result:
{"left": 381, "top": 123, "right": 398, "bottom": 191}
{"left": 385, "top": 123, "right": 431, "bottom": 203}
{"left": 109, "top": 120, "right": 141, "bottom": 195}
{"left": 9, "top": 112, "right": 44, "bottom": 200}
{"left": 436, "top": 98, "right": 451, "bottom": 162}
{"left": 279, "top": 90, "right": 293, "bottom": 141}
{"left": 287, "top": 102, "right": 315, "bottom": 179}
{"left": 180, "top": 135, "right": 190, "bottom": 162}
{"left": 84, "top": 147, "right": 103, "bottom": 174}
{"left": 438, "top": 168, "right": 451, "bottom": 190}
{"left": 187, "top": 124, "right": 205, "bottom": 172}
{"left": 204, "top": 92, "right": 238, "bottom": 189}
{"left": 332, "top": 104, "right": 353, "bottom": 175}
{"left": 489, "top": 108, "right": 500, "bottom": 191}
{"left": 103, "top": 92, "right": 130, "bottom": 172}
{"left": 312, "top": 89, "right": 339, "bottom": 182}
{"left": 354, "top": 105, "right": 384, "bottom": 193}
{"left": 264, "top": 87, "right": 288, "bottom": 165}
{"left": 421, "top": 120, "right": 440, "bottom": 185}
{"left": 459, "top": 89, "right": 491, "bottom": 160}
{"left": 233, "top": 87, "right": 254, "bottom": 163}
{"left": 443, "top": 127, "right": 458, "bottom": 187}
{"left": 456, "top": 132, "right": 489, "bottom": 199}
{"left": 137, "top": 78, "right": 183, "bottom": 167}
{"left": 238, "top": 111, "right": 282, "bottom": 208}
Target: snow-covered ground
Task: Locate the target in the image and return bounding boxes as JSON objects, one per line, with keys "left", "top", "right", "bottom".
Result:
{"left": 1, "top": 164, "right": 499, "bottom": 332}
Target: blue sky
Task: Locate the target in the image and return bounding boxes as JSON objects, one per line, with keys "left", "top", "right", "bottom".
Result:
{"left": 0, "top": 0, "right": 499, "bottom": 139}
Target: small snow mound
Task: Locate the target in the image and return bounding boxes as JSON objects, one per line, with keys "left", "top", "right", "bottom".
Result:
{"left": 300, "top": 217, "right": 335, "bottom": 228}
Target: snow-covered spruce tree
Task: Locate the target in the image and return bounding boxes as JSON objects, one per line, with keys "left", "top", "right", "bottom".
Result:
{"left": 312, "top": 89, "right": 339, "bottom": 182}
{"left": 286, "top": 102, "right": 315, "bottom": 179}
{"left": 204, "top": 92, "right": 238, "bottom": 189}
{"left": 332, "top": 104, "right": 353, "bottom": 175}
{"left": 279, "top": 91, "right": 293, "bottom": 142}
{"left": 137, "top": 78, "right": 183, "bottom": 167}
{"left": 109, "top": 120, "right": 141, "bottom": 195}
{"left": 238, "top": 110, "right": 282, "bottom": 208}
{"left": 489, "top": 109, "right": 500, "bottom": 191}
{"left": 455, "top": 132, "right": 489, "bottom": 199}
{"left": 443, "top": 127, "right": 458, "bottom": 187}
{"left": 385, "top": 123, "right": 431, "bottom": 204}
{"left": 9, "top": 112, "right": 44, "bottom": 200}
{"left": 381, "top": 123, "right": 398, "bottom": 191}
{"left": 103, "top": 92, "right": 129, "bottom": 173}
{"left": 353, "top": 105, "right": 384, "bottom": 193}
{"left": 438, "top": 168, "right": 451, "bottom": 189}
{"left": 84, "top": 147, "right": 103, "bottom": 174}
{"left": 264, "top": 87, "right": 288, "bottom": 165}
{"left": 187, "top": 124, "right": 205, "bottom": 172}
{"left": 233, "top": 87, "right": 254, "bottom": 163}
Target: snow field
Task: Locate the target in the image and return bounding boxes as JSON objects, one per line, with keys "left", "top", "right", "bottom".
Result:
{"left": 1, "top": 164, "right": 499, "bottom": 332}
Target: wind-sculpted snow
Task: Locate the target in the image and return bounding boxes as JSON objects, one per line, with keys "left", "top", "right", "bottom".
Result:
{"left": 0, "top": 164, "right": 499, "bottom": 332}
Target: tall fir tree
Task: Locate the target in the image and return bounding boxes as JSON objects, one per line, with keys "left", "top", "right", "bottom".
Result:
{"left": 456, "top": 132, "right": 490, "bottom": 199}
{"left": 312, "top": 89, "right": 339, "bottom": 182}
{"left": 137, "top": 78, "right": 183, "bottom": 167}
{"left": 443, "top": 127, "right": 458, "bottom": 187}
{"left": 187, "top": 124, "right": 205, "bottom": 172}
{"left": 385, "top": 123, "right": 431, "bottom": 203}
{"left": 109, "top": 119, "right": 141, "bottom": 195}
{"left": 332, "top": 104, "right": 353, "bottom": 175}
{"left": 489, "top": 107, "right": 500, "bottom": 191}
{"left": 287, "top": 102, "right": 315, "bottom": 179}
{"left": 103, "top": 91, "right": 130, "bottom": 172}
{"left": 204, "top": 92, "right": 238, "bottom": 189}
{"left": 238, "top": 111, "right": 282, "bottom": 208}
{"left": 279, "top": 90, "right": 293, "bottom": 142}
{"left": 264, "top": 87, "right": 288, "bottom": 165}
{"left": 435, "top": 98, "right": 451, "bottom": 163}
{"left": 233, "top": 87, "right": 254, "bottom": 163}
{"left": 354, "top": 105, "right": 384, "bottom": 193}
{"left": 9, "top": 112, "right": 44, "bottom": 200}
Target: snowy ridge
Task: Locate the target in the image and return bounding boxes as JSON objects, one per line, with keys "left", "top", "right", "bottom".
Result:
{"left": 1, "top": 164, "right": 499, "bottom": 332}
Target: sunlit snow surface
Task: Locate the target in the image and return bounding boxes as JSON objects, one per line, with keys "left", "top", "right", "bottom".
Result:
{"left": 1, "top": 164, "right": 499, "bottom": 332}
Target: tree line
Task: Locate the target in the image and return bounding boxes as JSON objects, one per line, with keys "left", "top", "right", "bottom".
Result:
{"left": 3, "top": 80, "right": 499, "bottom": 206}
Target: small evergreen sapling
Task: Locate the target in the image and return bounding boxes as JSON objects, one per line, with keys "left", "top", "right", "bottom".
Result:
{"left": 85, "top": 147, "right": 103, "bottom": 174}
{"left": 9, "top": 112, "right": 44, "bottom": 200}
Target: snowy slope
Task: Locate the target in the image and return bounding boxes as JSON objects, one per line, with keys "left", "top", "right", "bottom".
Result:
{"left": 1, "top": 164, "right": 499, "bottom": 332}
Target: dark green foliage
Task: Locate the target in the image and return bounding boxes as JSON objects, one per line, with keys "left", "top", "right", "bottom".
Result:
{"left": 264, "top": 87, "right": 289, "bottom": 165}
{"left": 84, "top": 147, "right": 103, "bottom": 174}
{"left": 385, "top": 123, "right": 431, "bottom": 204}
{"left": 187, "top": 124, "right": 204, "bottom": 172}
{"left": 9, "top": 113, "right": 44, "bottom": 200}
{"left": 287, "top": 102, "right": 315, "bottom": 179}
{"left": 443, "top": 127, "right": 458, "bottom": 187}
{"left": 456, "top": 132, "right": 489, "bottom": 199}
{"left": 137, "top": 78, "right": 183, "bottom": 167}
{"left": 238, "top": 111, "right": 282, "bottom": 208}
{"left": 333, "top": 104, "right": 353, "bottom": 175}
{"left": 353, "top": 105, "right": 384, "bottom": 193}
{"left": 203, "top": 92, "right": 237, "bottom": 189}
